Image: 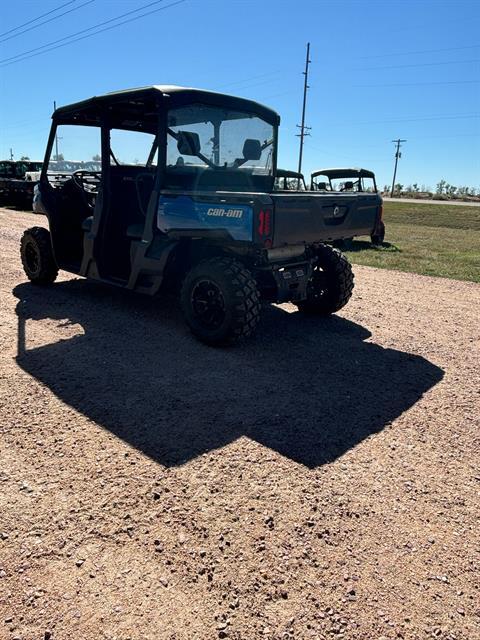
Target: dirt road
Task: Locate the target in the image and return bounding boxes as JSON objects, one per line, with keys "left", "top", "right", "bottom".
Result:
{"left": 1, "top": 208, "right": 479, "bottom": 640}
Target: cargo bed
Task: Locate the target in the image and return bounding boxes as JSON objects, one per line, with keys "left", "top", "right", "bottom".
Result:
{"left": 270, "top": 191, "right": 382, "bottom": 246}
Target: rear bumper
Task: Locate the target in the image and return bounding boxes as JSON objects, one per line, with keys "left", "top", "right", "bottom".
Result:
{"left": 269, "top": 261, "right": 311, "bottom": 302}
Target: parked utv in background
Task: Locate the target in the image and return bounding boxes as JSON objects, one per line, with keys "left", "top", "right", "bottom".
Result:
{"left": 274, "top": 169, "right": 307, "bottom": 191}
{"left": 26, "top": 160, "right": 102, "bottom": 183}
{"left": 22, "top": 85, "right": 357, "bottom": 345}
{"left": 311, "top": 168, "right": 385, "bottom": 245}
{"left": 0, "top": 160, "right": 43, "bottom": 208}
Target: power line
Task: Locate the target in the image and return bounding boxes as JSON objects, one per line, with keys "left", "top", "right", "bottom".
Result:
{"left": 367, "top": 114, "right": 480, "bottom": 124}
{"left": 0, "top": 0, "right": 95, "bottom": 44}
{"left": 215, "top": 71, "right": 282, "bottom": 90}
{"left": 303, "top": 134, "right": 479, "bottom": 163}
{"left": 407, "top": 132, "right": 480, "bottom": 140}
{"left": 256, "top": 89, "right": 297, "bottom": 101}
{"left": 218, "top": 77, "right": 284, "bottom": 92}
{"left": 0, "top": 0, "right": 77, "bottom": 39}
{"left": 0, "top": 115, "right": 47, "bottom": 129}
{"left": 0, "top": 0, "right": 168, "bottom": 64}
{"left": 355, "top": 80, "right": 480, "bottom": 88}
{"left": 312, "top": 114, "right": 480, "bottom": 129}
{"left": 362, "top": 59, "right": 480, "bottom": 71}
{"left": 303, "top": 140, "right": 337, "bottom": 157}
{"left": 0, "top": 0, "right": 183, "bottom": 67}
{"left": 359, "top": 43, "right": 480, "bottom": 59}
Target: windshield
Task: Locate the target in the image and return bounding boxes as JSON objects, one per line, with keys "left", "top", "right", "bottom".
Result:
{"left": 275, "top": 174, "right": 306, "bottom": 191}
{"left": 312, "top": 174, "right": 376, "bottom": 192}
{"left": 166, "top": 104, "right": 275, "bottom": 189}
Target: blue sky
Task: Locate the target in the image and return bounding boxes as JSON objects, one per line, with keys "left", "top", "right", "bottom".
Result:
{"left": 1, "top": 0, "right": 479, "bottom": 190}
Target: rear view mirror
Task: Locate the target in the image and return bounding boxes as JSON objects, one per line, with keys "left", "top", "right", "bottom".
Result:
{"left": 243, "top": 139, "right": 262, "bottom": 161}
{"left": 177, "top": 131, "right": 201, "bottom": 156}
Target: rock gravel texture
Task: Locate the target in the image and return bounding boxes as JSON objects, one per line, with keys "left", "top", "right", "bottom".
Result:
{"left": 0, "top": 208, "right": 479, "bottom": 640}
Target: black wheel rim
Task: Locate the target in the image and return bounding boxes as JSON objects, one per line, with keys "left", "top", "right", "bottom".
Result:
{"left": 25, "top": 242, "right": 40, "bottom": 275}
{"left": 308, "top": 267, "right": 329, "bottom": 300}
{"left": 191, "top": 279, "right": 226, "bottom": 330}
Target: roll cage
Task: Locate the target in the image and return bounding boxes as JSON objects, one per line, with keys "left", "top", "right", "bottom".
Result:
{"left": 37, "top": 86, "right": 280, "bottom": 285}
{"left": 42, "top": 85, "right": 280, "bottom": 190}
{"left": 311, "top": 168, "right": 378, "bottom": 193}
{"left": 274, "top": 169, "right": 307, "bottom": 191}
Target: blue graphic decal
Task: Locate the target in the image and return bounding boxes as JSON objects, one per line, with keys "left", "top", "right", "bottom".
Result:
{"left": 158, "top": 196, "right": 253, "bottom": 241}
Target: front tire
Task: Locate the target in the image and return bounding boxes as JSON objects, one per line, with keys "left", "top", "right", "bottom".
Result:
{"left": 20, "top": 227, "right": 58, "bottom": 285}
{"left": 296, "top": 244, "right": 354, "bottom": 315}
{"left": 181, "top": 257, "right": 260, "bottom": 345}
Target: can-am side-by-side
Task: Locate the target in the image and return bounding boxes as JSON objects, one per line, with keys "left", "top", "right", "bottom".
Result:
{"left": 311, "top": 167, "right": 385, "bottom": 245}
{"left": 22, "top": 85, "right": 362, "bottom": 345}
{"left": 0, "top": 160, "right": 43, "bottom": 208}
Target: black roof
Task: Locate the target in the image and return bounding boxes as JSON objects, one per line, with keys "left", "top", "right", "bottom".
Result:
{"left": 311, "top": 167, "right": 376, "bottom": 180}
{"left": 276, "top": 169, "right": 304, "bottom": 179}
{"left": 53, "top": 85, "right": 280, "bottom": 129}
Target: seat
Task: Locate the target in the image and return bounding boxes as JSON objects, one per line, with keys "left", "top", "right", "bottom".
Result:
{"left": 82, "top": 216, "right": 93, "bottom": 232}
{"left": 126, "top": 222, "right": 144, "bottom": 239}
{"left": 82, "top": 213, "right": 144, "bottom": 240}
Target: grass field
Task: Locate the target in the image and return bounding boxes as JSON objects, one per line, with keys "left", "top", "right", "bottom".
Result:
{"left": 344, "top": 201, "right": 480, "bottom": 283}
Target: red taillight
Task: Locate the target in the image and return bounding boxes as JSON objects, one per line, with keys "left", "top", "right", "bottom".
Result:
{"left": 264, "top": 210, "right": 271, "bottom": 236}
{"left": 258, "top": 209, "right": 272, "bottom": 237}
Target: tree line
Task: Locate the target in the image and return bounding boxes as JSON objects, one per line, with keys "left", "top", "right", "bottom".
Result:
{"left": 384, "top": 182, "right": 480, "bottom": 198}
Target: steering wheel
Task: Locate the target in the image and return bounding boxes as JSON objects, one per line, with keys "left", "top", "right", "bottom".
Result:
{"left": 71, "top": 170, "right": 100, "bottom": 209}
{"left": 71, "top": 170, "right": 96, "bottom": 189}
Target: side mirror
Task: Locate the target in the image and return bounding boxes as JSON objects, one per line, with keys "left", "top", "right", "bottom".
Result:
{"left": 243, "top": 139, "right": 262, "bottom": 161}
{"left": 177, "top": 131, "right": 201, "bottom": 156}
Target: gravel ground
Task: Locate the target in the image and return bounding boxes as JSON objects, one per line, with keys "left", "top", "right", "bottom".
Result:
{"left": 1, "top": 208, "right": 479, "bottom": 640}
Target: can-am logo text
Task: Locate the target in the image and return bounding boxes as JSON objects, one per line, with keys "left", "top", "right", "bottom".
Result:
{"left": 207, "top": 207, "right": 243, "bottom": 219}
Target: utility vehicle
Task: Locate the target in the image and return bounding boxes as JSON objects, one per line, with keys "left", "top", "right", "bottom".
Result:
{"left": 21, "top": 85, "right": 357, "bottom": 345}
{"left": 26, "top": 160, "right": 102, "bottom": 183}
{"left": 274, "top": 169, "right": 307, "bottom": 191}
{"left": 0, "top": 160, "right": 43, "bottom": 208}
{"left": 311, "top": 168, "right": 385, "bottom": 245}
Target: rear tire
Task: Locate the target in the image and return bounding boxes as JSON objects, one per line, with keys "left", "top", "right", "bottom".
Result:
{"left": 20, "top": 227, "right": 58, "bottom": 285}
{"left": 296, "top": 244, "right": 354, "bottom": 315}
{"left": 181, "top": 256, "right": 260, "bottom": 345}
{"left": 371, "top": 221, "right": 385, "bottom": 245}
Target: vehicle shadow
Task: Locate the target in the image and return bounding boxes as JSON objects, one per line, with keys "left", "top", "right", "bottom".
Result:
{"left": 13, "top": 280, "right": 443, "bottom": 469}
{"left": 345, "top": 240, "right": 401, "bottom": 253}
{"left": 0, "top": 201, "right": 35, "bottom": 213}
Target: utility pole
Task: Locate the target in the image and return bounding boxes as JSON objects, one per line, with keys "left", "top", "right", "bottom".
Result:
{"left": 9, "top": 148, "right": 14, "bottom": 161}
{"left": 390, "top": 139, "right": 406, "bottom": 197}
{"left": 296, "top": 42, "right": 311, "bottom": 187}
{"left": 54, "top": 100, "right": 60, "bottom": 160}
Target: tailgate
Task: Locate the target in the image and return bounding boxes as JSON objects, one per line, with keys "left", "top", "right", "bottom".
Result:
{"left": 270, "top": 193, "right": 381, "bottom": 246}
